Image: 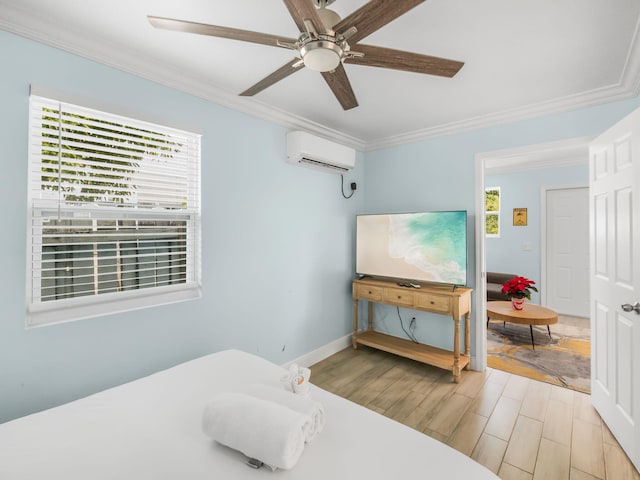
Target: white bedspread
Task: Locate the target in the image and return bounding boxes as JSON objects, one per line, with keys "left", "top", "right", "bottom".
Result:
{"left": 0, "top": 350, "right": 499, "bottom": 479}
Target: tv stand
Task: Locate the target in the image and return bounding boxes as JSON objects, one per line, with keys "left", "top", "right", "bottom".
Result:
{"left": 352, "top": 277, "right": 472, "bottom": 382}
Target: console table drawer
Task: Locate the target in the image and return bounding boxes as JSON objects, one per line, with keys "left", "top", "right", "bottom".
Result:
{"left": 383, "top": 288, "right": 415, "bottom": 307}
{"left": 416, "top": 293, "right": 450, "bottom": 313}
{"left": 356, "top": 284, "right": 384, "bottom": 301}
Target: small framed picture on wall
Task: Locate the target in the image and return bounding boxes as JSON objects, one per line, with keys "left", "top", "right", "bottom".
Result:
{"left": 513, "top": 208, "right": 527, "bottom": 226}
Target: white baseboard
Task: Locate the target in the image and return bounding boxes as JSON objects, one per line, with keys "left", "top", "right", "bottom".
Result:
{"left": 281, "top": 334, "right": 352, "bottom": 369}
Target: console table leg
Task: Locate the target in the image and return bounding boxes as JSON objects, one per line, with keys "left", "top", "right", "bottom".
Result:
{"left": 453, "top": 317, "right": 461, "bottom": 382}
{"left": 464, "top": 312, "right": 471, "bottom": 370}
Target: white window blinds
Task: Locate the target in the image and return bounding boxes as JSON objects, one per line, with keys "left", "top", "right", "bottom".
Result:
{"left": 27, "top": 94, "right": 201, "bottom": 327}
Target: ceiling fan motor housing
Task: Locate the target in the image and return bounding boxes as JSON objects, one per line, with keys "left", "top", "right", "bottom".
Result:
{"left": 317, "top": 8, "right": 341, "bottom": 30}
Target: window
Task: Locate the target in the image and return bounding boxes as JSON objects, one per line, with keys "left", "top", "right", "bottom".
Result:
{"left": 26, "top": 92, "right": 201, "bottom": 327}
{"left": 485, "top": 187, "right": 500, "bottom": 237}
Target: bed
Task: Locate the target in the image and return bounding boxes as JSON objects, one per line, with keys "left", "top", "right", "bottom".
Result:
{"left": 0, "top": 349, "right": 499, "bottom": 479}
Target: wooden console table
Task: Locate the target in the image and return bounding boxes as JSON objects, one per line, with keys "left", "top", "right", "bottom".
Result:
{"left": 352, "top": 277, "right": 473, "bottom": 382}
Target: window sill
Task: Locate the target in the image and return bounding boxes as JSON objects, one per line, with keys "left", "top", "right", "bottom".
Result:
{"left": 26, "top": 283, "right": 201, "bottom": 328}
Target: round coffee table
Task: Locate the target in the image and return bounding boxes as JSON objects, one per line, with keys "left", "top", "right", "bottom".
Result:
{"left": 486, "top": 301, "right": 558, "bottom": 350}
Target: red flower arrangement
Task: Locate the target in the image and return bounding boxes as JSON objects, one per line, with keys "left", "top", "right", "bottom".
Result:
{"left": 501, "top": 276, "right": 538, "bottom": 300}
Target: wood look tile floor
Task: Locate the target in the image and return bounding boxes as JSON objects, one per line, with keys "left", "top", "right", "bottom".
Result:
{"left": 310, "top": 347, "right": 639, "bottom": 480}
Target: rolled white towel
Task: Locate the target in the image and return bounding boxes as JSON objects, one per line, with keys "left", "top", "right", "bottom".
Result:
{"left": 202, "top": 392, "right": 310, "bottom": 470}
{"left": 237, "top": 384, "right": 325, "bottom": 442}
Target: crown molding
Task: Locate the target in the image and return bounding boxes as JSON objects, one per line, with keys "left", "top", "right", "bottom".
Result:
{"left": 620, "top": 14, "right": 640, "bottom": 97}
{"left": 364, "top": 82, "right": 636, "bottom": 152}
{"left": 2, "top": 3, "right": 639, "bottom": 153}
{"left": 0, "top": 4, "right": 366, "bottom": 151}
{"left": 365, "top": 16, "right": 640, "bottom": 152}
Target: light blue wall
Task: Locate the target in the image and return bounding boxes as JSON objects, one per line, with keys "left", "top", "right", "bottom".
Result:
{"left": 0, "top": 30, "right": 364, "bottom": 423}
{"left": 362, "top": 97, "right": 640, "bottom": 354}
{"left": 485, "top": 165, "right": 589, "bottom": 304}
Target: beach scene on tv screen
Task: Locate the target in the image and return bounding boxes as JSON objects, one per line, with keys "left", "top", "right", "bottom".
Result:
{"left": 357, "top": 211, "right": 467, "bottom": 285}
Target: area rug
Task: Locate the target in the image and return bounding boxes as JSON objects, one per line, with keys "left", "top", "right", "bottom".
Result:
{"left": 487, "top": 314, "right": 590, "bottom": 393}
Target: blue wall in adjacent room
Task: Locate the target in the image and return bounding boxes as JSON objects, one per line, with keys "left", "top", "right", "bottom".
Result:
{"left": 485, "top": 164, "right": 589, "bottom": 304}
{"left": 0, "top": 30, "right": 364, "bottom": 423}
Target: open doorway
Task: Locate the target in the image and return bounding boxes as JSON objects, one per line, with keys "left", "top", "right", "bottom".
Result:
{"left": 474, "top": 137, "right": 592, "bottom": 392}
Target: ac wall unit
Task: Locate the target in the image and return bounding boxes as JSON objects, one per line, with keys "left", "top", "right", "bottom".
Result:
{"left": 286, "top": 131, "right": 355, "bottom": 174}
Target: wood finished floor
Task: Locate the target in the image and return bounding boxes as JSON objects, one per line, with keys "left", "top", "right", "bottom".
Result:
{"left": 310, "top": 346, "right": 639, "bottom": 480}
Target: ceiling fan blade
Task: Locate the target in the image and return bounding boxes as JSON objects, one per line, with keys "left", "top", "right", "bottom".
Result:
{"left": 148, "top": 16, "right": 297, "bottom": 48}
{"left": 240, "top": 58, "right": 305, "bottom": 97}
{"left": 334, "top": 0, "right": 425, "bottom": 44}
{"left": 321, "top": 64, "right": 358, "bottom": 110}
{"left": 282, "top": 0, "right": 327, "bottom": 35}
{"left": 345, "top": 44, "right": 464, "bottom": 77}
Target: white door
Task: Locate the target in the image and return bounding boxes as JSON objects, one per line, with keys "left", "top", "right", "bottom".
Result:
{"left": 590, "top": 108, "right": 640, "bottom": 470}
{"left": 545, "top": 187, "right": 589, "bottom": 317}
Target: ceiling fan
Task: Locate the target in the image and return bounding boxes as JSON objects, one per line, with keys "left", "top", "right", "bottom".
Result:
{"left": 148, "top": 0, "right": 464, "bottom": 110}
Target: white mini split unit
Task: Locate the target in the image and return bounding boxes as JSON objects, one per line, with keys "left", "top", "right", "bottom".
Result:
{"left": 286, "top": 131, "right": 355, "bottom": 174}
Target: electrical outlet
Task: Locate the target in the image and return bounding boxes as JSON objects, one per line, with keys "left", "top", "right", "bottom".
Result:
{"left": 410, "top": 317, "right": 416, "bottom": 330}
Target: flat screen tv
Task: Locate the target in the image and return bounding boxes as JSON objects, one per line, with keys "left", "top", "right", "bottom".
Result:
{"left": 356, "top": 211, "right": 467, "bottom": 286}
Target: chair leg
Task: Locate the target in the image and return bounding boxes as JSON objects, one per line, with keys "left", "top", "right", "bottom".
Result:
{"left": 529, "top": 325, "right": 535, "bottom": 350}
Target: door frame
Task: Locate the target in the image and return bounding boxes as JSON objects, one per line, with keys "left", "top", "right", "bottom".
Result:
{"left": 473, "top": 136, "right": 592, "bottom": 371}
{"left": 540, "top": 184, "right": 589, "bottom": 312}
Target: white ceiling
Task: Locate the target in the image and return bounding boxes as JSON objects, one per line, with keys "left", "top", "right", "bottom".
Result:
{"left": 2, "top": 0, "right": 640, "bottom": 150}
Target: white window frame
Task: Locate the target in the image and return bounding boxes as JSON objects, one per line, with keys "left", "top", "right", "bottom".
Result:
{"left": 26, "top": 87, "right": 202, "bottom": 328}
{"left": 485, "top": 186, "right": 501, "bottom": 238}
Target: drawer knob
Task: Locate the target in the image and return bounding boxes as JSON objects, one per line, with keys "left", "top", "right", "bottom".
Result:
{"left": 368, "top": 291, "right": 372, "bottom": 294}
{"left": 430, "top": 301, "right": 435, "bottom": 305}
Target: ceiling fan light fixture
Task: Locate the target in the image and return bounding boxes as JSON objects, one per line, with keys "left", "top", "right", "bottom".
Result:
{"left": 300, "top": 40, "right": 343, "bottom": 72}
